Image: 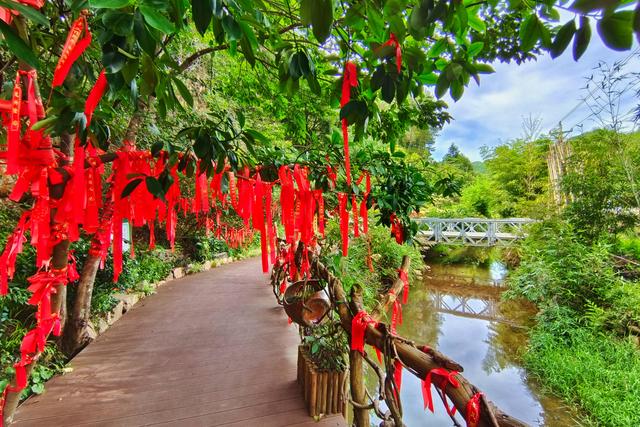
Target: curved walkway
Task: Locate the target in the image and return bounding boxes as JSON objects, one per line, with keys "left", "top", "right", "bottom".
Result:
{"left": 11, "top": 258, "right": 345, "bottom": 427}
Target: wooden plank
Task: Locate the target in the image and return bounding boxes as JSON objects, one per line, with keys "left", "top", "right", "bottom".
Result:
{"left": 11, "top": 258, "right": 345, "bottom": 427}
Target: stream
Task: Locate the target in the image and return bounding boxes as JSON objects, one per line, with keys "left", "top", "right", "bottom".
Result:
{"left": 364, "top": 261, "right": 580, "bottom": 426}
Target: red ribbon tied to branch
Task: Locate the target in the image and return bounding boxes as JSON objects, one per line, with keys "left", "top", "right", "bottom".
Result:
{"left": 389, "top": 290, "right": 403, "bottom": 334}
{"left": 350, "top": 311, "right": 378, "bottom": 354}
{"left": 340, "top": 62, "right": 358, "bottom": 186}
{"left": 466, "top": 392, "right": 483, "bottom": 427}
{"left": 383, "top": 33, "right": 402, "bottom": 74}
{"left": 421, "top": 368, "right": 460, "bottom": 416}
{"left": 399, "top": 269, "right": 409, "bottom": 304}
{"left": 52, "top": 15, "right": 92, "bottom": 87}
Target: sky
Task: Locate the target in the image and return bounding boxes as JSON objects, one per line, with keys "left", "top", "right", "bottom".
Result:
{"left": 432, "top": 28, "right": 640, "bottom": 161}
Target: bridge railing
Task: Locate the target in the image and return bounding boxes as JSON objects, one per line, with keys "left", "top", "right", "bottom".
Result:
{"left": 413, "top": 217, "right": 537, "bottom": 247}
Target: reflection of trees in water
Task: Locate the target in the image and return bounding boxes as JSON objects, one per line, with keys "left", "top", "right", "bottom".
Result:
{"left": 482, "top": 299, "right": 537, "bottom": 374}
{"left": 395, "top": 283, "right": 442, "bottom": 347}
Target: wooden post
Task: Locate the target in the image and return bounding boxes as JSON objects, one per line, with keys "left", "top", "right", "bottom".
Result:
{"left": 350, "top": 350, "right": 368, "bottom": 427}
{"left": 309, "top": 368, "right": 318, "bottom": 417}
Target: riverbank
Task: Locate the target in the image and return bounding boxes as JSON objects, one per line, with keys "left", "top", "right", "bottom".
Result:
{"left": 506, "top": 223, "right": 640, "bottom": 426}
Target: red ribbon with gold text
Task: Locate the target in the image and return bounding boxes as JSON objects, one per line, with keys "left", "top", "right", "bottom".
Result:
{"left": 52, "top": 14, "right": 92, "bottom": 87}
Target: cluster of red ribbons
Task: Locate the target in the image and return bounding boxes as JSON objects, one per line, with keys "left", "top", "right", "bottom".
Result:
{"left": 337, "top": 171, "right": 371, "bottom": 256}
{"left": 278, "top": 165, "right": 324, "bottom": 279}
{"left": 0, "top": 14, "right": 107, "bottom": 414}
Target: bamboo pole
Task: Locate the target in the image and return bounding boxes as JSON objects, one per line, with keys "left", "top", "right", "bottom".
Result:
{"left": 309, "top": 368, "right": 318, "bottom": 417}
{"left": 350, "top": 350, "right": 368, "bottom": 427}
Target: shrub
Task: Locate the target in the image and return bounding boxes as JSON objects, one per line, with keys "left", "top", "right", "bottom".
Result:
{"left": 322, "top": 220, "right": 424, "bottom": 310}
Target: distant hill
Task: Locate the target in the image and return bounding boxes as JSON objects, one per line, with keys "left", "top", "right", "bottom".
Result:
{"left": 472, "top": 161, "right": 486, "bottom": 174}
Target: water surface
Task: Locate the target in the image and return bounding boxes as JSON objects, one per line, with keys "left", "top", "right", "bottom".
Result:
{"left": 365, "top": 262, "right": 579, "bottom": 426}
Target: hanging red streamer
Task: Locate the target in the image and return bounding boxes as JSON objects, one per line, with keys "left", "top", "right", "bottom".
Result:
{"left": 383, "top": 33, "right": 403, "bottom": 74}
{"left": 340, "top": 62, "right": 358, "bottom": 186}
{"left": 52, "top": 15, "right": 92, "bottom": 87}
{"left": 338, "top": 193, "right": 349, "bottom": 256}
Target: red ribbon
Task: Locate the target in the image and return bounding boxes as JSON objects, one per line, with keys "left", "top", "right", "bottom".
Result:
{"left": 351, "top": 195, "right": 360, "bottom": 237}
{"left": 390, "top": 213, "right": 404, "bottom": 244}
{"left": 340, "top": 62, "right": 358, "bottom": 186}
{"left": 383, "top": 33, "right": 402, "bottom": 74}
{"left": 338, "top": 193, "right": 349, "bottom": 256}
{"left": 421, "top": 368, "right": 460, "bottom": 415}
{"left": 52, "top": 15, "right": 92, "bottom": 87}
{"left": 466, "top": 392, "right": 483, "bottom": 427}
{"left": 399, "top": 269, "right": 409, "bottom": 304}
{"left": 394, "top": 360, "right": 403, "bottom": 399}
{"left": 0, "top": 212, "right": 29, "bottom": 295}
{"left": 389, "top": 290, "right": 402, "bottom": 334}
{"left": 84, "top": 69, "right": 107, "bottom": 126}
{"left": 350, "top": 311, "right": 377, "bottom": 354}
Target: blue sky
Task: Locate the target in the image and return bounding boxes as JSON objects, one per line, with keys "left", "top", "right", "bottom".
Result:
{"left": 432, "top": 31, "right": 639, "bottom": 161}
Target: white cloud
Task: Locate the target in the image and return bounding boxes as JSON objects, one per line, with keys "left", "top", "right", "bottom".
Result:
{"left": 433, "top": 36, "right": 639, "bottom": 161}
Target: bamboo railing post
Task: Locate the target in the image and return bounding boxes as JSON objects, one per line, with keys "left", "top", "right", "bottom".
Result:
{"left": 350, "top": 350, "right": 369, "bottom": 427}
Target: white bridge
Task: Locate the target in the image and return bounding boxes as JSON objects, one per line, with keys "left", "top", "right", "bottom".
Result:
{"left": 414, "top": 218, "right": 536, "bottom": 247}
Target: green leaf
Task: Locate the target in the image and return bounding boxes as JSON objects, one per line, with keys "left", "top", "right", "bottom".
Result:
{"left": 193, "top": 135, "right": 211, "bottom": 157}
{"left": 0, "top": 0, "right": 49, "bottom": 27}
{"left": 467, "top": 11, "right": 486, "bottom": 32}
{"left": 381, "top": 76, "right": 396, "bottom": 103}
{"left": 417, "top": 72, "right": 437, "bottom": 84}
{"left": 0, "top": 20, "right": 39, "bottom": 69}
{"left": 145, "top": 176, "right": 165, "bottom": 199}
{"left": 467, "top": 41, "right": 484, "bottom": 57}
{"left": 570, "top": 0, "right": 617, "bottom": 14}
{"left": 31, "top": 383, "right": 45, "bottom": 394}
{"left": 103, "top": 10, "right": 135, "bottom": 36}
{"left": 573, "top": 16, "right": 591, "bottom": 60}
{"left": 222, "top": 14, "right": 242, "bottom": 40}
{"left": 435, "top": 73, "right": 449, "bottom": 99}
{"left": 134, "top": 16, "right": 156, "bottom": 56}
{"left": 597, "top": 11, "right": 633, "bottom": 51}
{"left": 449, "top": 79, "right": 464, "bottom": 101}
{"left": 139, "top": 6, "right": 176, "bottom": 34}
{"left": 121, "top": 178, "right": 143, "bottom": 198}
{"left": 520, "top": 14, "right": 541, "bottom": 52}
{"left": 192, "top": 0, "right": 213, "bottom": 35}
{"left": 367, "top": 5, "right": 385, "bottom": 40}
{"left": 90, "top": 0, "right": 132, "bottom": 7}
{"left": 550, "top": 20, "right": 576, "bottom": 58}
{"left": 173, "top": 77, "right": 193, "bottom": 107}
{"left": 300, "top": 0, "right": 312, "bottom": 25}
{"left": 311, "top": 0, "right": 333, "bottom": 44}
{"left": 151, "top": 141, "right": 164, "bottom": 156}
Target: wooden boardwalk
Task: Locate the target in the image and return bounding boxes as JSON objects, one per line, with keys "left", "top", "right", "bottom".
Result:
{"left": 11, "top": 258, "right": 345, "bottom": 427}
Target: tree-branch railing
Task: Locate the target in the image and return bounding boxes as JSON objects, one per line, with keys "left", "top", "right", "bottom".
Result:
{"left": 278, "top": 243, "right": 528, "bottom": 427}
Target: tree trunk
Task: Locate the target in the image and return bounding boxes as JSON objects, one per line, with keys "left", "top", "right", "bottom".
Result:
{"left": 62, "top": 103, "right": 146, "bottom": 357}
{"left": 62, "top": 200, "right": 112, "bottom": 357}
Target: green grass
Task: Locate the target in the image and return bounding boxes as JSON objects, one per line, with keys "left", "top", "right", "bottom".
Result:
{"left": 525, "top": 325, "right": 640, "bottom": 427}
